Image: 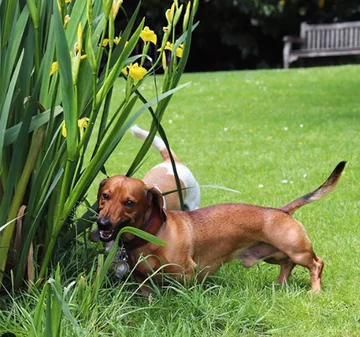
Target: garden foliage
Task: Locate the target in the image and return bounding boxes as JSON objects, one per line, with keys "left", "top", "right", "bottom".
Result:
{"left": 0, "top": 0, "right": 198, "bottom": 290}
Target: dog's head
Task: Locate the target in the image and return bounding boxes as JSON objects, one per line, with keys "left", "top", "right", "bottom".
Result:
{"left": 92, "top": 175, "right": 166, "bottom": 243}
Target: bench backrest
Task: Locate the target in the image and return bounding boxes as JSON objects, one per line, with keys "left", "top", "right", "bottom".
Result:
{"left": 300, "top": 21, "right": 360, "bottom": 50}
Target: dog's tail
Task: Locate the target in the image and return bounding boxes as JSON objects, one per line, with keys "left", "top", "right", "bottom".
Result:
{"left": 130, "top": 125, "right": 179, "bottom": 162}
{"left": 280, "top": 161, "right": 346, "bottom": 215}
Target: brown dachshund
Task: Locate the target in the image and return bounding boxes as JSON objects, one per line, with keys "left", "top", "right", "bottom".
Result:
{"left": 95, "top": 161, "right": 346, "bottom": 293}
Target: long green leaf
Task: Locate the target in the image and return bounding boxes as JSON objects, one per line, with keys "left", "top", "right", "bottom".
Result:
{"left": 1, "top": 0, "right": 18, "bottom": 47}
{"left": 120, "top": 226, "right": 167, "bottom": 246}
{"left": 1, "top": 5, "right": 29, "bottom": 95}
{"left": 53, "top": 0, "right": 78, "bottom": 159}
{"left": 200, "top": 184, "right": 241, "bottom": 194}
{"left": 38, "top": 16, "right": 57, "bottom": 109}
{"left": 3, "top": 106, "right": 63, "bottom": 147}
{"left": 0, "top": 50, "right": 24, "bottom": 171}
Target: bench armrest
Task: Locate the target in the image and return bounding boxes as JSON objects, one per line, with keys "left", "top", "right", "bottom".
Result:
{"left": 283, "top": 35, "right": 304, "bottom": 68}
{"left": 283, "top": 35, "right": 304, "bottom": 44}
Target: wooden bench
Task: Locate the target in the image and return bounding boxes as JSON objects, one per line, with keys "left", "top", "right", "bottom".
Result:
{"left": 283, "top": 21, "right": 360, "bottom": 68}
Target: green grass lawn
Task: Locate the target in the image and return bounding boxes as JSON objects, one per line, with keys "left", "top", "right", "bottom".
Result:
{"left": 1, "top": 65, "right": 360, "bottom": 336}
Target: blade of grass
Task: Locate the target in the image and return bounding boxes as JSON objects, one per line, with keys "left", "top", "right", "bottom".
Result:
{"left": 48, "top": 278, "right": 85, "bottom": 337}
{"left": 28, "top": 281, "right": 47, "bottom": 337}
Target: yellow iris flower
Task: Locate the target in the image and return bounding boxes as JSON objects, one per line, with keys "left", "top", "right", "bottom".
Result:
{"left": 61, "top": 121, "right": 67, "bottom": 138}
{"left": 164, "top": 42, "right": 173, "bottom": 51}
{"left": 50, "top": 62, "right": 59, "bottom": 76}
{"left": 78, "top": 117, "right": 89, "bottom": 129}
{"left": 102, "top": 37, "right": 122, "bottom": 47}
{"left": 50, "top": 55, "right": 86, "bottom": 77}
{"left": 123, "top": 63, "right": 147, "bottom": 81}
{"left": 140, "top": 26, "right": 157, "bottom": 45}
{"left": 61, "top": 118, "right": 89, "bottom": 138}
{"left": 176, "top": 44, "right": 184, "bottom": 58}
{"left": 158, "top": 42, "right": 184, "bottom": 58}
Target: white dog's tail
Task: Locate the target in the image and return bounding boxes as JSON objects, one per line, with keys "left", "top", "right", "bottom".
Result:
{"left": 130, "top": 125, "right": 179, "bottom": 162}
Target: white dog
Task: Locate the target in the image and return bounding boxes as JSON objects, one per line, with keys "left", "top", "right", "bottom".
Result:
{"left": 90, "top": 125, "right": 201, "bottom": 251}
{"left": 130, "top": 125, "right": 201, "bottom": 211}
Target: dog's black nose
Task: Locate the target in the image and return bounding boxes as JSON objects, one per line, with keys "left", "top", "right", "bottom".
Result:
{"left": 97, "top": 217, "right": 112, "bottom": 230}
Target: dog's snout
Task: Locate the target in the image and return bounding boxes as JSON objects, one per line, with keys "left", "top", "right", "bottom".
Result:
{"left": 97, "top": 217, "right": 112, "bottom": 230}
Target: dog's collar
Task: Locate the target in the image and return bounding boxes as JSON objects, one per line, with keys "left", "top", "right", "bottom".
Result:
{"left": 123, "top": 206, "right": 164, "bottom": 251}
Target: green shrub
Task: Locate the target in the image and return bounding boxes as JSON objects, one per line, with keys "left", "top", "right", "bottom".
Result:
{"left": 0, "top": 0, "right": 198, "bottom": 290}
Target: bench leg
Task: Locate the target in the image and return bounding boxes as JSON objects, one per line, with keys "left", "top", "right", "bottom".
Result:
{"left": 283, "top": 42, "right": 291, "bottom": 69}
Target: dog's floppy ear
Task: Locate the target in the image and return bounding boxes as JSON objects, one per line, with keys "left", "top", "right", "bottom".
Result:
{"left": 146, "top": 185, "right": 167, "bottom": 222}
{"left": 97, "top": 178, "right": 109, "bottom": 200}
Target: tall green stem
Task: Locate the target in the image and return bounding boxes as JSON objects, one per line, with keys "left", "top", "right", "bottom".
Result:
{"left": 0, "top": 127, "right": 45, "bottom": 286}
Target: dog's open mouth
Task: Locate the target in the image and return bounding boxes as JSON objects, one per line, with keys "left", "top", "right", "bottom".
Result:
{"left": 98, "top": 219, "right": 131, "bottom": 242}
{"left": 99, "top": 229, "right": 114, "bottom": 242}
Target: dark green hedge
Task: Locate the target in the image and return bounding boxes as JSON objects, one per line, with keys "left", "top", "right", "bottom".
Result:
{"left": 120, "top": 0, "right": 360, "bottom": 70}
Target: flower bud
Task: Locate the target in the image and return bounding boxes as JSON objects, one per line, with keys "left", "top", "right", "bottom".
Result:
{"left": 111, "top": 0, "right": 123, "bottom": 20}
{"left": 183, "top": 1, "right": 191, "bottom": 32}
{"left": 103, "top": 0, "right": 112, "bottom": 19}
{"left": 64, "top": 15, "right": 70, "bottom": 28}
{"left": 165, "top": 2, "right": 175, "bottom": 24}
{"left": 173, "top": 4, "right": 183, "bottom": 27}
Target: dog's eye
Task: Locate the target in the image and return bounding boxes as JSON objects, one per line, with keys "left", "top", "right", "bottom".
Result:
{"left": 125, "top": 200, "right": 135, "bottom": 207}
{"left": 101, "top": 193, "right": 109, "bottom": 200}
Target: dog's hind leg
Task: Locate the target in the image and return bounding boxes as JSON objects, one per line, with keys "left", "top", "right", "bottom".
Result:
{"left": 302, "top": 254, "right": 323, "bottom": 293}
{"left": 309, "top": 256, "right": 324, "bottom": 293}
{"left": 266, "top": 222, "right": 324, "bottom": 292}
{"left": 285, "top": 251, "right": 324, "bottom": 293}
{"left": 277, "top": 259, "right": 296, "bottom": 284}
{"left": 265, "top": 257, "right": 296, "bottom": 285}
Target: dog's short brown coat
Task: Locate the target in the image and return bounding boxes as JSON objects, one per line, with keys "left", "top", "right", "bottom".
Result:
{"left": 96, "top": 162, "right": 346, "bottom": 293}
